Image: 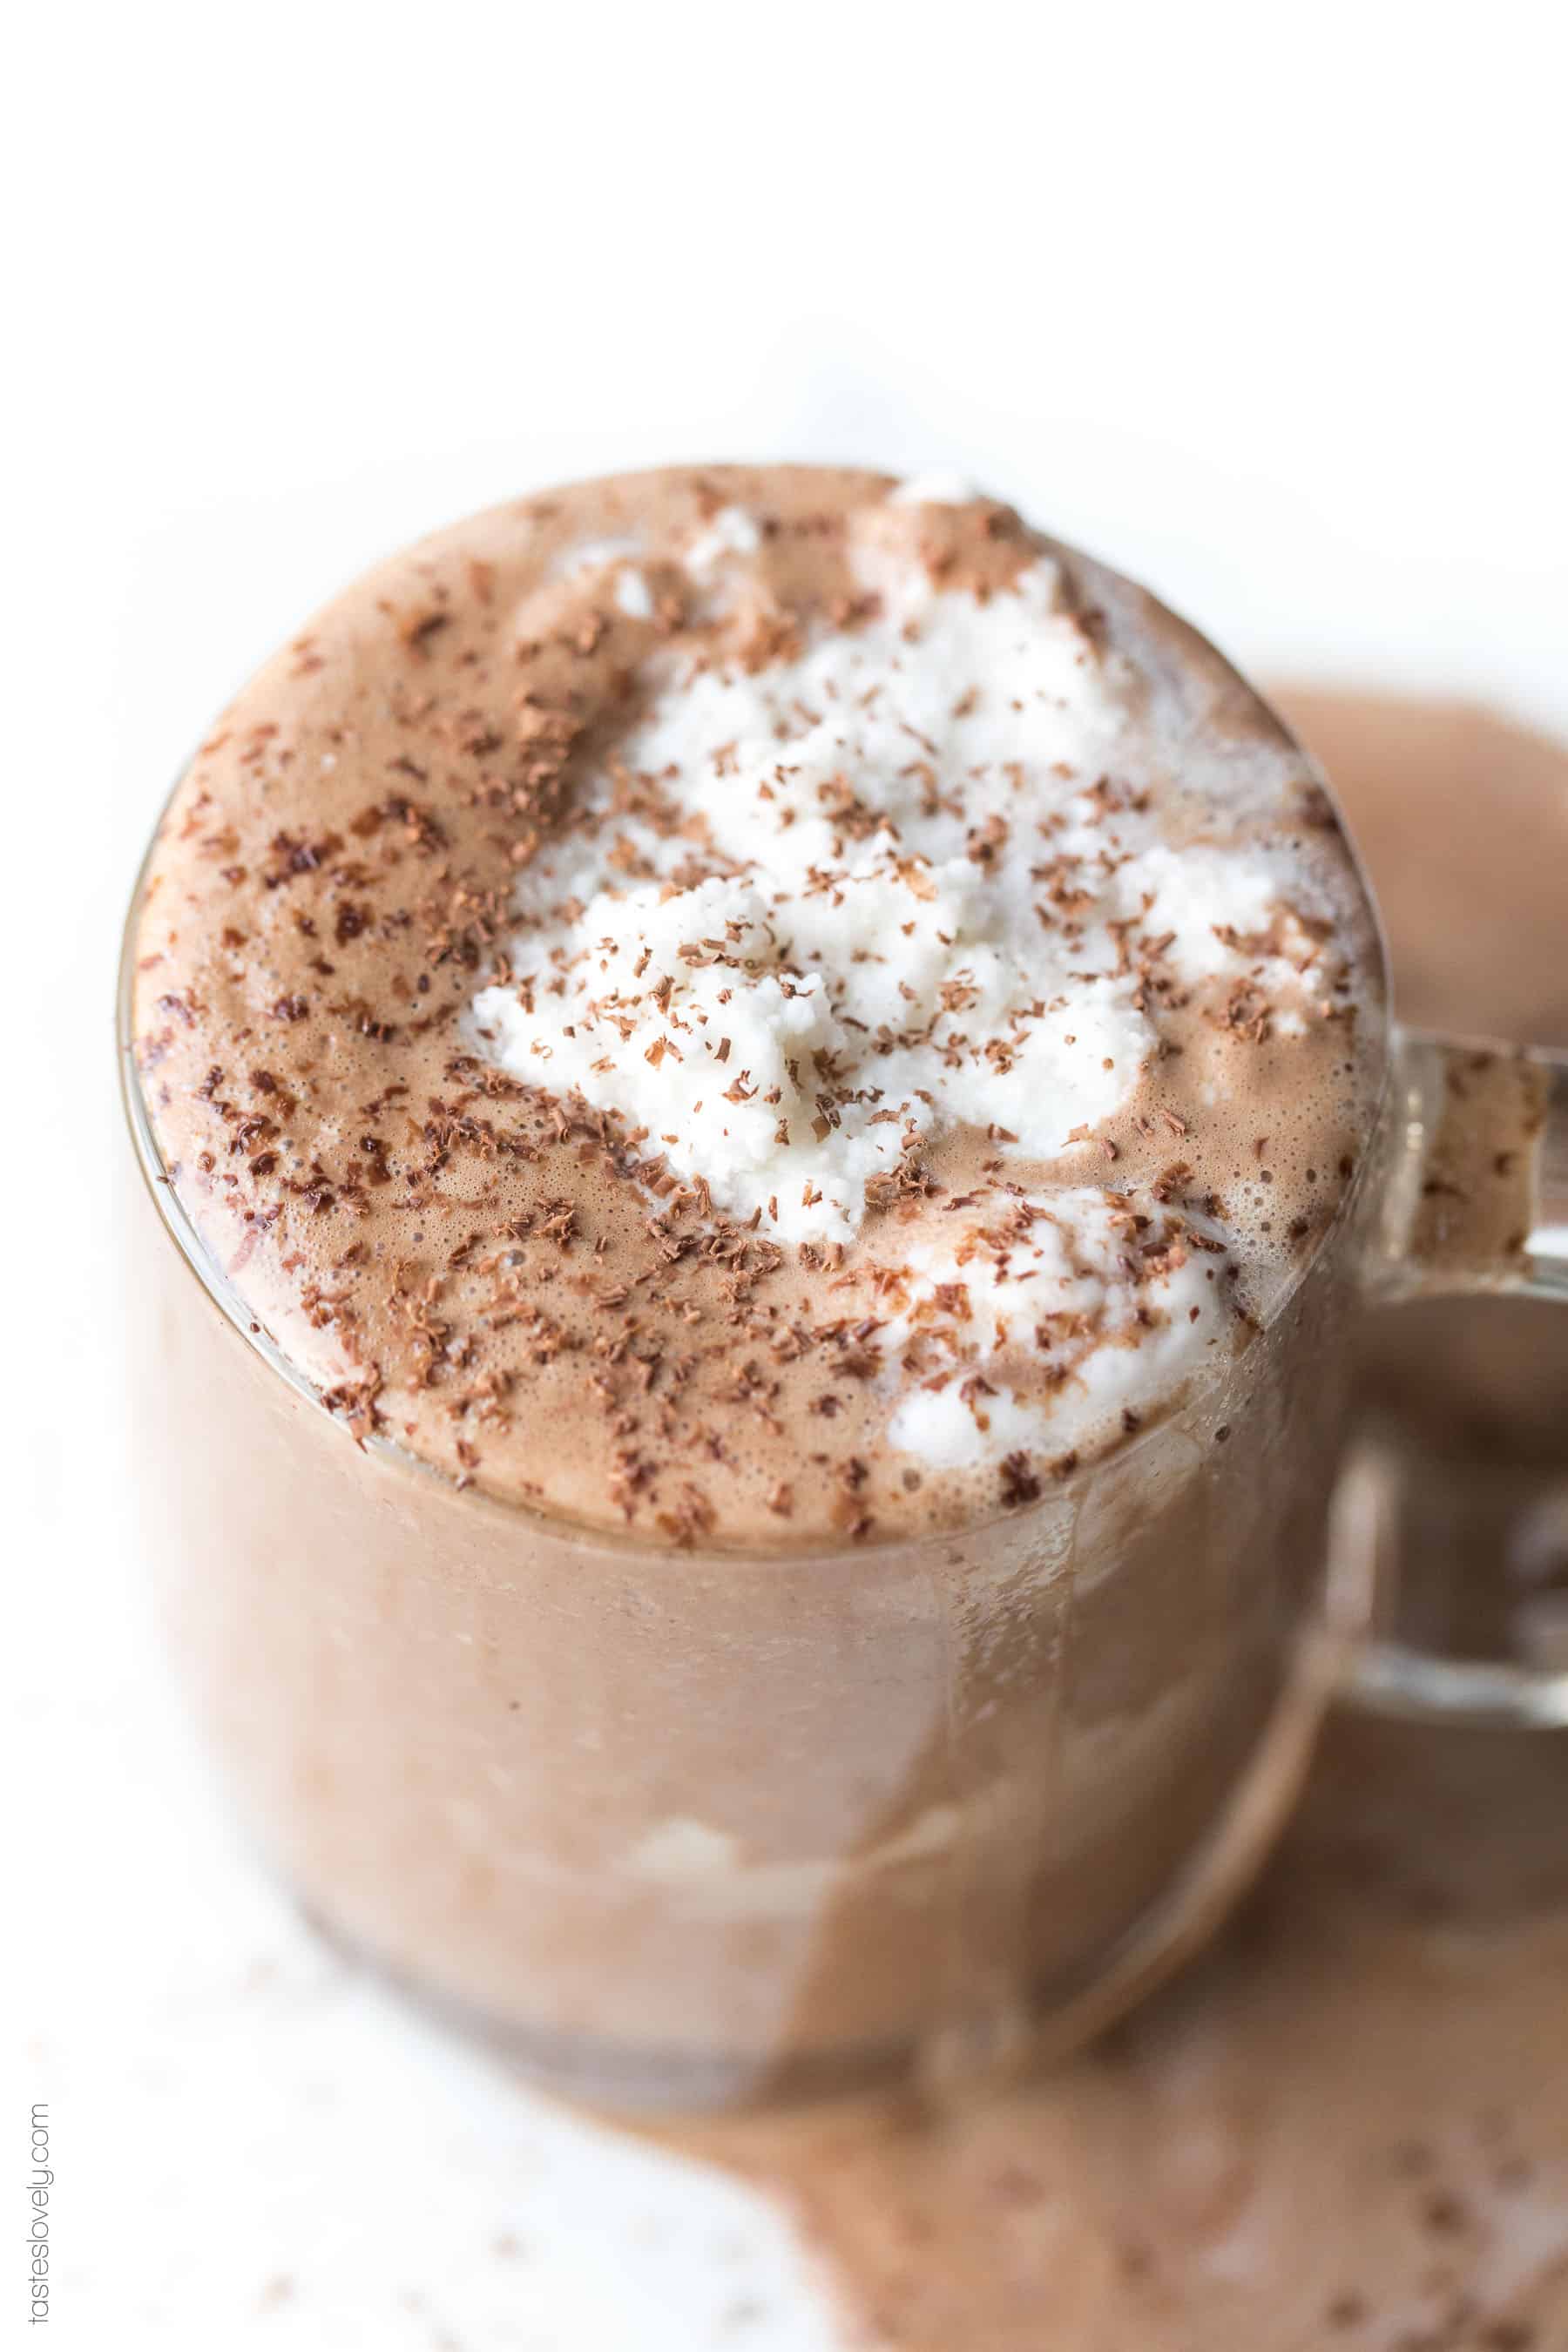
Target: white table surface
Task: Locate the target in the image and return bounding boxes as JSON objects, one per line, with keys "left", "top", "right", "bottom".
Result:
{"left": 11, "top": 7, "right": 1567, "bottom": 2343}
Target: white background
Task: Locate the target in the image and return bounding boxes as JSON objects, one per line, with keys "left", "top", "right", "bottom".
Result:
{"left": 8, "top": 5, "right": 1566, "bottom": 2344}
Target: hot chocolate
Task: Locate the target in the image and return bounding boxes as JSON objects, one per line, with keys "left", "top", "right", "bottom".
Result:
{"left": 132, "top": 469, "right": 1380, "bottom": 1538}
{"left": 125, "top": 470, "right": 1388, "bottom": 2103}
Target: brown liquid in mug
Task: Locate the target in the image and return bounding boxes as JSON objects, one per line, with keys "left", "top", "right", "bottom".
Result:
{"left": 700, "top": 697, "right": 1568, "bottom": 2348}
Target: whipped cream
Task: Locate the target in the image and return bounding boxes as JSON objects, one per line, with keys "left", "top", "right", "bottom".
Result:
{"left": 685, "top": 504, "right": 763, "bottom": 574}
{"left": 470, "top": 560, "right": 1330, "bottom": 1247}
{"left": 882, "top": 1185, "right": 1232, "bottom": 1468}
{"left": 889, "top": 469, "right": 983, "bottom": 507}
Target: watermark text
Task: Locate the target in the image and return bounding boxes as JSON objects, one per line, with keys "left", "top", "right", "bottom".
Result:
{"left": 27, "top": 2104, "right": 51, "bottom": 2327}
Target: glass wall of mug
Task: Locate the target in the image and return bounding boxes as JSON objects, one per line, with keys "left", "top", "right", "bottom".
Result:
{"left": 125, "top": 1051, "right": 1365, "bottom": 2112}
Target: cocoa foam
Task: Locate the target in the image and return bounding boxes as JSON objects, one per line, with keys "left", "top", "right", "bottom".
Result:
{"left": 131, "top": 468, "right": 1383, "bottom": 1544}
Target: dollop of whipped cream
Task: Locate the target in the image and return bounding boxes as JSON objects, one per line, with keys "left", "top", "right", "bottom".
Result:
{"left": 470, "top": 544, "right": 1323, "bottom": 1248}
{"left": 882, "top": 1184, "right": 1232, "bottom": 1470}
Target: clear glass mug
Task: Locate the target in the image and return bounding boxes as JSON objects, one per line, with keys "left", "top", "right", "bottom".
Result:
{"left": 119, "top": 839, "right": 1568, "bottom": 2112}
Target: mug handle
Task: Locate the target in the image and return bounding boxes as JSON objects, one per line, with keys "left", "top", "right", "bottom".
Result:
{"left": 1338, "top": 1028, "right": 1568, "bottom": 1727}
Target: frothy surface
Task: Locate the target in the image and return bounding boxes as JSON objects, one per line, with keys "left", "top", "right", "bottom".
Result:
{"left": 130, "top": 468, "right": 1382, "bottom": 1542}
